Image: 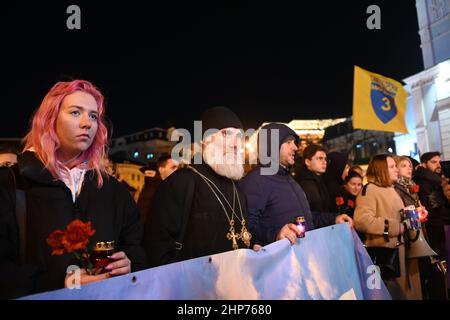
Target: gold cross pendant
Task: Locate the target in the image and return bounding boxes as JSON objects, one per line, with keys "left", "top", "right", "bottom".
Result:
{"left": 226, "top": 221, "right": 241, "bottom": 250}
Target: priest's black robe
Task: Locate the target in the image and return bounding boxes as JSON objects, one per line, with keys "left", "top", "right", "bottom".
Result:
{"left": 144, "top": 163, "right": 252, "bottom": 267}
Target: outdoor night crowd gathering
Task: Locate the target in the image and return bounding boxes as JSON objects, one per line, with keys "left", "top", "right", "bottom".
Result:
{"left": 1, "top": 79, "right": 450, "bottom": 300}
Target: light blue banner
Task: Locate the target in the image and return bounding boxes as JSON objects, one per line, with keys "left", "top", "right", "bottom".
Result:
{"left": 22, "top": 223, "right": 390, "bottom": 300}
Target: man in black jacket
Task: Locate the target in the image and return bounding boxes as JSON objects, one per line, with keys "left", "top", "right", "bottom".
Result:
{"left": 296, "top": 144, "right": 330, "bottom": 213}
{"left": 137, "top": 154, "right": 178, "bottom": 224}
{"left": 414, "top": 151, "right": 450, "bottom": 299}
{"left": 240, "top": 124, "right": 352, "bottom": 247}
{"left": 296, "top": 144, "right": 353, "bottom": 227}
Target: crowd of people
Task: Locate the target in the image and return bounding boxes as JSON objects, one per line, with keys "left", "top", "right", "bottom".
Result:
{"left": 1, "top": 79, "right": 449, "bottom": 300}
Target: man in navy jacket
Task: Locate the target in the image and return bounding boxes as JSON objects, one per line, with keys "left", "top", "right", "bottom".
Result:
{"left": 239, "top": 123, "right": 352, "bottom": 246}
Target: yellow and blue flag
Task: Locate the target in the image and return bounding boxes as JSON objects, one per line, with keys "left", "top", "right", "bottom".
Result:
{"left": 353, "top": 66, "right": 408, "bottom": 133}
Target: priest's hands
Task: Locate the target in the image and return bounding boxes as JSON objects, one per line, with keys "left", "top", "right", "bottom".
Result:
{"left": 335, "top": 214, "right": 354, "bottom": 227}
{"left": 276, "top": 223, "right": 302, "bottom": 245}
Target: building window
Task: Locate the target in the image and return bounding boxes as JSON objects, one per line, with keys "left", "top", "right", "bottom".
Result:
{"left": 355, "top": 144, "right": 363, "bottom": 160}
{"left": 387, "top": 140, "right": 396, "bottom": 155}
{"left": 131, "top": 173, "right": 135, "bottom": 181}
{"left": 370, "top": 141, "right": 378, "bottom": 155}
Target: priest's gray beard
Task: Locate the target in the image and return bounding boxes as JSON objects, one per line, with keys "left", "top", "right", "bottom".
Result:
{"left": 203, "top": 141, "right": 244, "bottom": 180}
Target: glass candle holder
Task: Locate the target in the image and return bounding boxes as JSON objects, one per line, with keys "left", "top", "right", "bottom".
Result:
{"left": 294, "top": 216, "right": 306, "bottom": 238}
{"left": 90, "top": 241, "right": 115, "bottom": 274}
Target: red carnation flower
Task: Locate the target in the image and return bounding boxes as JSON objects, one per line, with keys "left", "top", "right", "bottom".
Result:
{"left": 46, "top": 230, "right": 66, "bottom": 256}
{"left": 410, "top": 184, "right": 420, "bottom": 193}
{"left": 62, "top": 220, "right": 96, "bottom": 253}
{"left": 336, "top": 197, "right": 344, "bottom": 206}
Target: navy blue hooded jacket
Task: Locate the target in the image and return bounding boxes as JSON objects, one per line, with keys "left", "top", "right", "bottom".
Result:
{"left": 239, "top": 123, "right": 336, "bottom": 246}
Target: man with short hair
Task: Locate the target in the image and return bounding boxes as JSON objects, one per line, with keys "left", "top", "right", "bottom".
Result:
{"left": 296, "top": 144, "right": 352, "bottom": 227}
{"left": 144, "top": 106, "right": 252, "bottom": 267}
{"left": 239, "top": 123, "right": 352, "bottom": 246}
{"left": 137, "top": 154, "right": 179, "bottom": 223}
{"left": 157, "top": 154, "right": 179, "bottom": 181}
{"left": 296, "top": 144, "right": 330, "bottom": 213}
{"left": 414, "top": 151, "right": 450, "bottom": 299}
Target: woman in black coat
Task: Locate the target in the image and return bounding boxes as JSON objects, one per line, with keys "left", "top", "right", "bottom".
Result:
{"left": 0, "top": 80, "right": 146, "bottom": 299}
{"left": 334, "top": 171, "right": 363, "bottom": 218}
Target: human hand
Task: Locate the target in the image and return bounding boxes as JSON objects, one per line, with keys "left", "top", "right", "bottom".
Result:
{"left": 417, "top": 206, "right": 428, "bottom": 223}
{"left": 104, "top": 251, "right": 131, "bottom": 276}
{"left": 276, "top": 223, "right": 302, "bottom": 245}
{"left": 253, "top": 244, "right": 263, "bottom": 252}
{"left": 335, "top": 214, "right": 354, "bottom": 227}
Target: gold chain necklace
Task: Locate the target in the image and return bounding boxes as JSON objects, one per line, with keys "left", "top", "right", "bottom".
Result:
{"left": 189, "top": 166, "right": 252, "bottom": 249}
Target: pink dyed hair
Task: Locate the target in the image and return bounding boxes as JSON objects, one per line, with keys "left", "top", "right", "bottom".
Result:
{"left": 23, "top": 80, "right": 109, "bottom": 187}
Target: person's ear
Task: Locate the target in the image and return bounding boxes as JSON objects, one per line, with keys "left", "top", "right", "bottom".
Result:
{"left": 305, "top": 158, "right": 311, "bottom": 168}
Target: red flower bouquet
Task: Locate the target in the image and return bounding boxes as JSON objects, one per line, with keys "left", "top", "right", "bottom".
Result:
{"left": 46, "top": 219, "right": 97, "bottom": 274}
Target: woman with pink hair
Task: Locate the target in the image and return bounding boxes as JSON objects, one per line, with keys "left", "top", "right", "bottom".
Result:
{"left": 0, "top": 80, "right": 146, "bottom": 299}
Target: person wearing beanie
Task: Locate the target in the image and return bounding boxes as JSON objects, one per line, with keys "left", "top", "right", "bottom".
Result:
{"left": 144, "top": 106, "right": 253, "bottom": 268}
{"left": 200, "top": 106, "right": 243, "bottom": 139}
{"left": 239, "top": 123, "right": 352, "bottom": 246}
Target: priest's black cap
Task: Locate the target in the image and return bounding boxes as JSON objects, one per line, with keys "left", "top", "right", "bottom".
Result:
{"left": 200, "top": 106, "right": 243, "bottom": 139}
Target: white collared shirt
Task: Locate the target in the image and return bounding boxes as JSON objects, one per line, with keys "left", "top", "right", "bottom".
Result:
{"left": 58, "top": 162, "right": 87, "bottom": 203}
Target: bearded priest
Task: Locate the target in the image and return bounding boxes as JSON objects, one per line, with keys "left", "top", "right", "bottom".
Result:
{"left": 144, "top": 106, "right": 254, "bottom": 267}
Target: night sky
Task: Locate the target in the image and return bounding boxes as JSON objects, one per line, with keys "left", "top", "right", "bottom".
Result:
{"left": 0, "top": 1, "right": 422, "bottom": 138}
